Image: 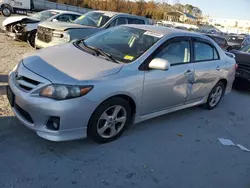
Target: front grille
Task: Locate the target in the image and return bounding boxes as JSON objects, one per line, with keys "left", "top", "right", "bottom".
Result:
{"left": 15, "top": 75, "right": 41, "bottom": 92}
{"left": 37, "top": 26, "right": 53, "bottom": 43}
{"left": 14, "top": 103, "right": 34, "bottom": 124}
{"left": 237, "top": 62, "right": 250, "bottom": 72}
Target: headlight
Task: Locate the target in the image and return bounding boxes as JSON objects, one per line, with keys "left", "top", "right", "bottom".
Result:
{"left": 52, "top": 32, "right": 70, "bottom": 42}
{"left": 13, "top": 61, "right": 21, "bottom": 72}
{"left": 40, "top": 84, "right": 93, "bottom": 100}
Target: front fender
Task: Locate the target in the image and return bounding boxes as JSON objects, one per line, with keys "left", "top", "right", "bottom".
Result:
{"left": 26, "top": 23, "right": 38, "bottom": 32}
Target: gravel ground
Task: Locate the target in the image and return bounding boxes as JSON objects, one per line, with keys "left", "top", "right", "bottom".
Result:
{"left": 0, "top": 15, "right": 250, "bottom": 188}
{"left": 0, "top": 30, "right": 34, "bottom": 75}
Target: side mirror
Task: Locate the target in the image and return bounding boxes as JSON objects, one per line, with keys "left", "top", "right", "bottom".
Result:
{"left": 148, "top": 58, "right": 170, "bottom": 70}
{"left": 52, "top": 19, "right": 58, "bottom": 22}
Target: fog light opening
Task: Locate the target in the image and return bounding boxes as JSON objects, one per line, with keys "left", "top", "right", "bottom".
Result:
{"left": 46, "top": 117, "right": 60, "bottom": 131}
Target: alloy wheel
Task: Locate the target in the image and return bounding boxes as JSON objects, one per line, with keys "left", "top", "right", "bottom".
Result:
{"left": 209, "top": 85, "right": 223, "bottom": 107}
{"left": 97, "top": 105, "right": 127, "bottom": 138}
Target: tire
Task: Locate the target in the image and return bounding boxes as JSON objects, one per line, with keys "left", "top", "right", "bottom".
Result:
{"left": 204, "top": 81, "right": 225, "bottom": 110}
{"left": 27, "top": 30, "right": 37, "bottom": 48}
{"left": 1, "top": 6, "right": 12, "bottom": 17}
{"left": 87, "top": 97, "right": 132, "bottom": 143}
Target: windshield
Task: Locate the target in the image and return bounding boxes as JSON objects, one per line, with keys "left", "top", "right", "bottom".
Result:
{"left": 240, "top": 44, "right": 250, "bottom": 53}
{"left": 31, "top": 10, "right": 59, "bottom": 21}
{"left": 228, "top": 36, "right": 244, "bottom": 43}
{"left": 74, "top": 12, "right": 112, "bottom": 27}
{"left": 79, "top": 26, "right": 162, "bottom": 63}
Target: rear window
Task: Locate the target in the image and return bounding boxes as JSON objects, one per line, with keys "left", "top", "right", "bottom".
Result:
{"left": 212, "top": 37, "right": 226, "bottom": 45}
{"left": 127, "top": 18, "right": 145, "bottom": 24}
{"left": 228, "top": 36, "right": 244, "bottom": 43}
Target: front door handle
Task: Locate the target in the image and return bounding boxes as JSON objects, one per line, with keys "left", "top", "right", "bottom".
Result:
{"left": 216, "top": 66, "right": 221, "bottom": 71}
{"left": 184, "top": 70, "right": 193, "bottom": 76}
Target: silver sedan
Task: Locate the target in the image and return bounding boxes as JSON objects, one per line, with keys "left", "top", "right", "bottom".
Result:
{"left": 7, "top": 25, "right": 236, "bottom": 143}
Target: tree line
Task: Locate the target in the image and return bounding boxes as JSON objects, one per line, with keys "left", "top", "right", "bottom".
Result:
{"left": 50, "top": 0, "right": 202, "bottom": 20}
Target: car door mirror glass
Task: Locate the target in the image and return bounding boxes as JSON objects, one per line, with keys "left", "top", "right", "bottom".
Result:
{"left": 148, "top": 58, "right": 170, "bottom": 70}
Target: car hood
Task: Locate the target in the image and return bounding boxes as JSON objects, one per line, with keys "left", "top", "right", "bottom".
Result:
{"left": 22, "top": 43, "right": 123, "bottom": 84}
{"left": 2, "top": 16, "right": 39, "bottom": 26}
{"left": 39, "top": 21, "right": 95, "bottom": 31}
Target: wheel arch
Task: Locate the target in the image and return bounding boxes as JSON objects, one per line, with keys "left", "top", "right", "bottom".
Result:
{"left": 88, "top": 93, "right": 137, "bottom": 126}
{"left": 1, "top": 3, "right": 12, "bottom": 10}
{"left": 218, "top": 78, "right": 227, "bottom": 93}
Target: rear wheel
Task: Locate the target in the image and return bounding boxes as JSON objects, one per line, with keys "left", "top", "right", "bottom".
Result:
{"left": 87, "top": 97, "right": 132, "bottom": 143}
{"left": 204, "top": 81, "right": 225, "bottom": 110}
{"left": 27, "top": 30, "right": 37, "bottom": 48}
{"left": 2, "top": 6, "right": 12, "bottom": 17}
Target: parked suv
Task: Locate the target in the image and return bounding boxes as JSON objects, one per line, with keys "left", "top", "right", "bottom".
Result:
{"left": 8, "top": 25, "right": 235, "bottom": 142}
{"left": 35, "top": 10, "right": 149, "bottom": 48}
{"left": 227, "top": 35, "right": 250, "bottom": 50}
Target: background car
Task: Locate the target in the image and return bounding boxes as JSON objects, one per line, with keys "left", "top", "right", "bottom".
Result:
{"left": 35, "top": 10, "right": 149, "bottom": 49}
{"left": 206, "top": 34, "right": 229, "bottom": 51}
{"left": 2, "top": 9, "right": 81, "bottom": 47}
{"left": 227, "top": 34, "right": 250, "bottom": 50}
{"left": 230, "top": 44, "right": 250, "bottom": 89}
{"left": 8, "top": 25, "right": 236, "bottom": 143}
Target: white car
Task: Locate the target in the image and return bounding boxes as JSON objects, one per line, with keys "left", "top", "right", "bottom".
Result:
{"left": 2, "top": 9, "right": 81, "bottom": 47}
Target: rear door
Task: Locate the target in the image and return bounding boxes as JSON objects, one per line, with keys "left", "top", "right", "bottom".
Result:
{"left": 187, "top": 38, "right": 222, "bottom": 103}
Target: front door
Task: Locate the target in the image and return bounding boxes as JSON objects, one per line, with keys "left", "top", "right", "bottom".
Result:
{"left": 187, "top": 38, "right": 223, "bottom": 103}
{"left": 141, "top": 38, "right": 194, "bottom": 115}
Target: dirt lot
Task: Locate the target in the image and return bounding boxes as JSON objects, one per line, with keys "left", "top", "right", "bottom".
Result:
{"left": 0, "top": 16, "right": 250, "bottom": 188}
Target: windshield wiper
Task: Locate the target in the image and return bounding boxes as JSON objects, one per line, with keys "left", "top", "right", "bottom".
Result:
{"left": 75, "top": 40, "right": 119, "bottom": 64}
{"left": 91, "top": 47, "right": 119, "bottom": 64}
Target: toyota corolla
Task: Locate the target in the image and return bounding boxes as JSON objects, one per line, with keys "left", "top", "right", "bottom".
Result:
{"left": 8, "top": 25, "right": 236, "bottom": 143}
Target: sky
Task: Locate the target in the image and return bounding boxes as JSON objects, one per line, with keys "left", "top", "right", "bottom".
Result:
{"left": 169, "top": 0, "right": 250, "bottom": 20}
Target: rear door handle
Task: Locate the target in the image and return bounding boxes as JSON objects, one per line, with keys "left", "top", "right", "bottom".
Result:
{"left": 216, "top": 66, "right": 221, "bottom": 71}
{"left": 184, "top": 70, "right": 193, "bottom": 76}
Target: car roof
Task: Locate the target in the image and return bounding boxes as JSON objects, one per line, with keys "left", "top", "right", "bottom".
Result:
{"left": 206, "top": 34, "right": 226, "bottom": 39}
{"left": 48, "top": 9, "right": 82, "bottom": 15}
{"left": 91, "top": 10, "right": 146, "bottom": 19}
{"left": 125, "top": 25, "right": 209, "bottom": 38}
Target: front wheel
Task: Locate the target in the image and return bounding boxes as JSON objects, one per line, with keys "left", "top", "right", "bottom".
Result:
{"left": 204, "top": 82, "right": 225, "bottom": 110}
{"left": 2, "top": 6, "right": 12, "bottom": 17}
{"left": 87, "top": 97, "right": 132, "bottom": 143}
{"left": 27, "top": 30, "right": 37, "bottom": 48}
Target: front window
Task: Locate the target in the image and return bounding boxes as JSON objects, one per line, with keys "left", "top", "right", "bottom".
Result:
{"left": 74, "top": 12, "right": 112, "bottom": 28}
{"left": 31, "top": 10, "right": 59, "bottom": 21}
{"left": 227, "top": 36, "right": 244, "bottom": 43}
{"left": 78, "top": 26, "right": 162, "bottom": 63}
{"left": 155, "top": 41, "right": 191, "bottom": 65}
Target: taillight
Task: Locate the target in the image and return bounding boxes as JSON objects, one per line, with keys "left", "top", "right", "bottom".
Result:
{"left": 235, "top": 64, "right": 238, "bottom": 69}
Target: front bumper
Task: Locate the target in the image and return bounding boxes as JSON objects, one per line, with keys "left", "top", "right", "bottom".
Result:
{"left": 3, "top": 28, "right": 27, "bottom": 41}
{"left": 8, "top": 65, "right": 98, "bottom": 141}
{"left": 35, "top": 37, "right": 65, "bottom": 49}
